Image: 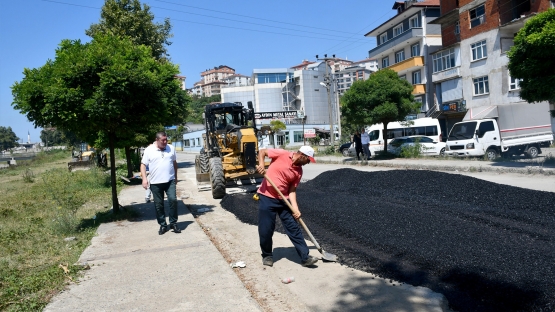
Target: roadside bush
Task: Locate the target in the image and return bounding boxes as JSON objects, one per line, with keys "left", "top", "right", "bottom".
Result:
{"left": 399, "top": 143, "right": 423, "bottom": 158}
{"left": 22, "top": 168, "right": 35, "bottom": 183}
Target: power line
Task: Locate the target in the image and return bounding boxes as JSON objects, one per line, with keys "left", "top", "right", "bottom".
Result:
{"left": 154, "top": 0, "right": 360, "bottom": 35}
{"left": 150, "top": 5, "right": 363, "bottom": 40}
{"left": 40, "top": 0, "right": 373, "bottom": 42}
{"left": 165, "top": 17, "right": 363, "bottom": 42}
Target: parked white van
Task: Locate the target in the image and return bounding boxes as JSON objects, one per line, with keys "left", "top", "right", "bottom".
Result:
{"left": 366, "top": 118, "right": 442, "bottom": 154}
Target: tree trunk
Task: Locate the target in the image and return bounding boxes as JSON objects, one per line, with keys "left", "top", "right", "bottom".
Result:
{"left": 125, "top": 146, "right": 133, "bottom": 178}
{"left": 109, "top": 131, "right": 119, "bottom": 214}
{"left": 383, "top": 124, "right": 388, "bottom": 153}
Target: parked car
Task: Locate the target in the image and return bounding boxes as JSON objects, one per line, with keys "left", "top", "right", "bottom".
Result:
{"left": 387, "top": 135, "right": 446, "bottom": 156}
{"left": 339, "top": 142, "right": 369, "bottom": 158}
{"left": 339, "top": 142, "right": 352, "bottom": 157}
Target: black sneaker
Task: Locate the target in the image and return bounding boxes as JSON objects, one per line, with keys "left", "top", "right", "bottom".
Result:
{"left": 158, "top": 226, "right": 169, "bottom": 235}
{"left": 169, "top": 223, "right": 181, "bottom": 233}
{"left": 301, "top": 255, "right": 318, "bottom": 267}
{"left": 145, "top": 198, "right": 151, "bottom": 203}
{"left": 262, "top": 256, "right": 273, "bottom": 267}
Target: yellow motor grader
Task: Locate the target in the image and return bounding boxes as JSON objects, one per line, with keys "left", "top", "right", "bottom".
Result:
{"left": 195, "top": 101, "right": 269, "bottom": 199}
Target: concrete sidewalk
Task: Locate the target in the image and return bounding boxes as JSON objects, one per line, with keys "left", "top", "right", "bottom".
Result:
{"left": 45, "top": 181, "right": 262, "bottom": 312}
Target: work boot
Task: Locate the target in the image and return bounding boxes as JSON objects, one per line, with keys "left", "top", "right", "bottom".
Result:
{"left": 301, "top": 255, "right": 318, "bottom": 267}
{"left": 158, "top": 225, "right": 169, "bottom": 235}
{"left": 170, "top": 223, "right": 181, "bottom": 233}
{"left": 262, "top": 256, "right": 273, "bottom": 267}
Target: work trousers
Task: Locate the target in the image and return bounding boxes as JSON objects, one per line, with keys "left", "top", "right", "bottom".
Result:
{"left": 258, "top": 194, "right": 310, "bottom": 262}
{"left": 150, "top": 180, "right": 178, "bottom": 226}
{"left": 362, "top": 143, "right": 371, "bottom": 159}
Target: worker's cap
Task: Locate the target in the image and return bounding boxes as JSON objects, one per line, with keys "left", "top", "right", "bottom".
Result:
{"left": 298, "top": 146, "right": 316, "bottom": 163}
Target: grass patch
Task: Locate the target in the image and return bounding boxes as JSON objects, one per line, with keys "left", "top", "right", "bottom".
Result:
{"left": 0, "top": 150, "right": 135, "bottom": 311}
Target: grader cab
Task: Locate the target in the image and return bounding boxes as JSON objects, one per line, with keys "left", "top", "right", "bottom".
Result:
{"left": 195, "top": 101, "right": 268, "bottom": 199}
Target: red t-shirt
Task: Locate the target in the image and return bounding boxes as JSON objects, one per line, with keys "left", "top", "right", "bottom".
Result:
{"left": 257, "top": 149, "right": 303, "bottom": 200}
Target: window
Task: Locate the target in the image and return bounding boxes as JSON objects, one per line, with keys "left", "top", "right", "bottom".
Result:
{"left": 509, "top": 76, "right": 521, "bottom": 90}
{"left": 473, "top": 76, "right": 489, "bottom": 95}
{"left": 382, "top": 57, "right": 389, "bottom": 68}
{"left": 393, "top": 24, "right": 403, "bottom": 37}
{"left": 478, "top": 121, "right": 495, "bottom": 138}
{"left": 293, "top": 131, "right": 304, "bottom": 143}
{"left": 470, "top": 4, "right": 485, "bottom": 28}
{"left": 455, "top": 21, "right": 460, "bottom": 34}
{"left": 380, "top": 33, "right": 388, "bottom": 44}
{"left": 411, "top": 43, "right": 420, "bottom": 57}
{"left": 409, "top": 15, "right": 420, "bottom": 28}
{"left": 395, "top": 50, "right": 405, "bottom": 63}
{"left": 399, "top": 75, "right": 406, "bottom": 80}
{"left": 412, "top": 71, "right": 421, "bottom": 84}
{"left": 432, "top": 48, "right": 456, "bottom": 72}
{"left": 471, "top": 40, "right": 487, "bottom": 61}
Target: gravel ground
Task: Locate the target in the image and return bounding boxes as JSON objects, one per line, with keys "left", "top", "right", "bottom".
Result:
{"left": 221, "top": 169, "right": 555, "bottom": 312}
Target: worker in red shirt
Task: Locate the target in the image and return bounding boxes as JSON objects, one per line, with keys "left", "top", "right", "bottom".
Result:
{"left": 255, "top": 146, "right": 318, "bottom": 267}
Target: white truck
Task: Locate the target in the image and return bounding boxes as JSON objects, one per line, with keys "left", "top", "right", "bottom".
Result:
{"left": 445, "top": 103, "right": 553, "bottom": 160}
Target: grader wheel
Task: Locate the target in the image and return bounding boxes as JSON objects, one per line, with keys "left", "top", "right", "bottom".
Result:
{"left": 199, "top": 152, "right": 209, "bottom": 173}
{"left": 209, "top": 158, "right": 226, "bottom": 199}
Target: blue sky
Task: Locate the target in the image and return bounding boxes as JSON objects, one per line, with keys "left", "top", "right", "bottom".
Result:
{"left": 0, "top": 0, "right": 396, "bottom": 143}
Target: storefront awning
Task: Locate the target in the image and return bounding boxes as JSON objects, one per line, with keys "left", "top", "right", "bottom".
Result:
{"left": 463, "top": 106, "right": 498, "bottom": 120}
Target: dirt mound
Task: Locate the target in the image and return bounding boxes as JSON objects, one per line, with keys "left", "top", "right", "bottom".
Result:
{"left": 221, "top": 169, "right": 555, "bottom": 312}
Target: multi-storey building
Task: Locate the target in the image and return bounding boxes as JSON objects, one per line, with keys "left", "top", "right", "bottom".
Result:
{"left": 223, "top": 74, "right": 251, "bottom": 87}
{"left": 334, "top": 65, "right": 376, "bottom": 96}
{"left": 430, "top": 0, "right": 554, "bottom": 137}
{"left": 365, "top": 0, "right": 442, "bottom": 115}
{"left": 191, "top": 65, "right": 236, "bottom": 97}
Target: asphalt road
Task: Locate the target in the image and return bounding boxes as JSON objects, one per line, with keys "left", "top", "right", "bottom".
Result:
{"left": 218, "top": 154, "right": 555, "bottom": 312}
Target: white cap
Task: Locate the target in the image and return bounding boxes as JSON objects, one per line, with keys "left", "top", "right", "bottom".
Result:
{"left": 298, "top": 146, "right": 316, "bottom": 163}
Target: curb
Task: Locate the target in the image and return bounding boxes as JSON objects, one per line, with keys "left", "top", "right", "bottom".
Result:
{"left": 315, "top": 158, "right": 555, "bottom": 176}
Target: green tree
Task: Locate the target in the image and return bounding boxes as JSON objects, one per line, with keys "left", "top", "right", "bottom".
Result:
{"left": 40, "top": 128, "right": 63, "bottom": 146}
{"left": 86, "top": 0, "right": 172, "bottom": 60}
{"left": 11, "top": 34, "right": 188, "bottom": 212}
{"left": 507, "top": 8, "right": 555, "bottom": 116}
{"left": 86, "top": 0, "right": 188, "bottom": 177}
{"left": 341, "top": 69, "right": 419, "bottom": 153}
{"left": 0, "top": 126, "right": 20, "bottom": 151}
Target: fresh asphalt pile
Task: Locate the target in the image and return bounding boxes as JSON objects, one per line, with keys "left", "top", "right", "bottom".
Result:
{"left": 221, "top": 169, "right": 555, "bottom": 312}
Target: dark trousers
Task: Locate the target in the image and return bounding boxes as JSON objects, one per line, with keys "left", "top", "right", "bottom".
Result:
{"left": 258, "top": 194, "right": 310, "bottom": 262}
{"left": 150, "top": 180, "right": 178, "bottom": 227}
{"left": 356, "top": 148, "right": 363, "bottom": 160}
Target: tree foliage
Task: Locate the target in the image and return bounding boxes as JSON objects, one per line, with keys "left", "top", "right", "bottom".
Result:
{"left": 11, "top": 34, "right": 188, "bottom": 212}
{"left": 269, "top": 120, "right": 287, "bottom": 133}
{"left": 0, "top": 126, "right": 20, "bottom": 151}
{"left": 86, "top": 0, "right": 172, "bottom": 60}
{"left": 340, "top": 69, "right": 419, "bottom": 152}
{"left": 40, "top": 128, "right": 82, "bottom": 147}
{"left": 508, "top": 8, "right": 555, "bottom": 110}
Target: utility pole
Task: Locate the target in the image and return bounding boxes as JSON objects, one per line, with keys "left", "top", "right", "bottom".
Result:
{"left": 316, "top": 54, "right": 336, "bottom": 147}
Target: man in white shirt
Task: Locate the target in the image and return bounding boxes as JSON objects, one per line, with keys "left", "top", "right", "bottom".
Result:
{"left": 360, "top": 128, "right": 371, "bottom": 160}
{"left": 140, "top": 132, "right": 180, "bottom": 235}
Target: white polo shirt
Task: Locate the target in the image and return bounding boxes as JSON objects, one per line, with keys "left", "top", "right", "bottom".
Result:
{"left": 361, "top": 132, "right": 370, "bottom": 145}
{"left": 141, "top": 144, "right": 176, "bottom": 184}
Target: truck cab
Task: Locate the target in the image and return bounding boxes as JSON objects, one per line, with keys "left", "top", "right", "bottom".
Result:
{"left": 445, "top": 119, "right": 501, "bottom": 159}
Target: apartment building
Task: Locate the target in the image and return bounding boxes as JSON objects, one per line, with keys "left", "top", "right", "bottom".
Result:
{"left": 223, "top": 74, "right": 251, "bottom": 87}
{"left": 365, "top": 0, "right": 442, "bottom": 115}
{"left": 334, "top": 65, "right": 376, "bottom": 96}
{"left": 429, "top": 0, "right": 554, "bottom": 136}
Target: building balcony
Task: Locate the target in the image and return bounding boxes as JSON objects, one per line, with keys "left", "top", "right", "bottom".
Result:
{"left": 388, "top": 56, "right": 424, "bottom": 76}
{"left": 412, "top": 84, "right": 425, "bottom": 95}
{"left": 368, "top": 28, "right": 423, "bottom": 59}
{"left": 431, "top": 66, "right": 460, "bottom": 83}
